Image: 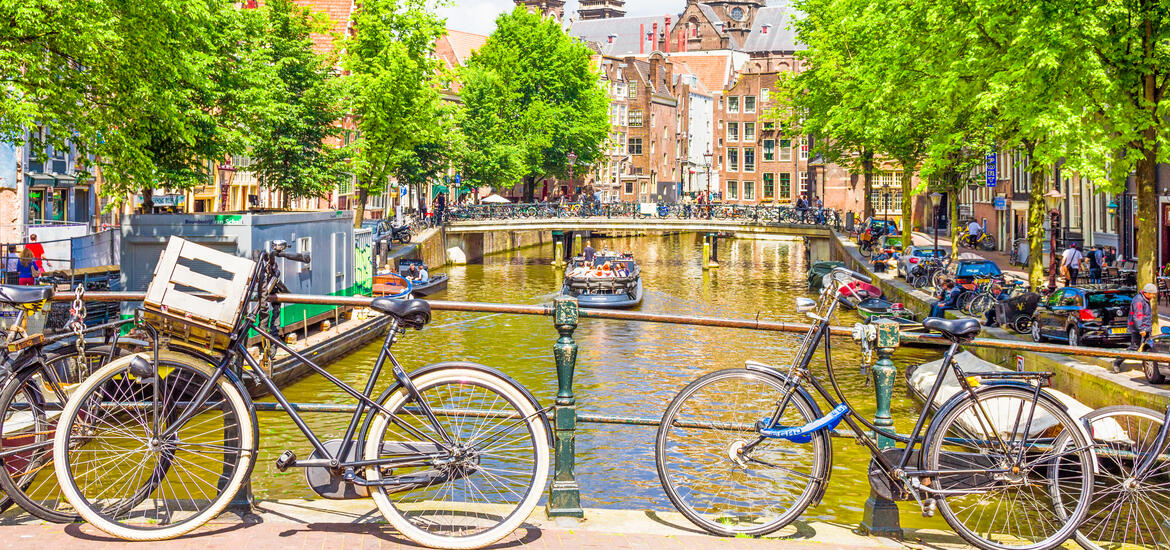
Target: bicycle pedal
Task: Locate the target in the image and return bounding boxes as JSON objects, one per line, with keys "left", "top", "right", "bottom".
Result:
{"left": 275, "top": 450, "right": 297, "bottom": 472}
{"left": 921, "top": 499, "right": 936, "bottom": 518}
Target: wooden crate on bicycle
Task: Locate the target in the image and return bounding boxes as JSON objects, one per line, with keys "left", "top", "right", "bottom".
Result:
{"left": 142, "top": 237, "right": 255, "bottom": 351}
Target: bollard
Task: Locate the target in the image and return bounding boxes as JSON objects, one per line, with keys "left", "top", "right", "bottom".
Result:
{"left": 860, "top": 318, "right": 902, "bottom": 538}
{"left": 547, "top": 296, "right": 584, "bottom": 518}
{"left": 707, "top": 232, "right": 720, "bottom": 268}
{"left": 702, "top": 236, "right": 711, "bottom": 270}
{"left": 552, "top": 231, "right": 564, "bottom": 267}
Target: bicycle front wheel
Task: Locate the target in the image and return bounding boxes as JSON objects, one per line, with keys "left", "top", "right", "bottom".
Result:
{"left": 364, "top": 366, "right": 549, "bottom": 550}
{"left": 655, "top": 368, "right": 829, "bottom": 537}
{"left": 1063, "top": 405, "right": 1170, "bottom": 550}
{"left": 53, "top": 351, "right": 255, "bottom": 541}
{"left": 924, "top": 386, "right": 1094, "bottom": 550}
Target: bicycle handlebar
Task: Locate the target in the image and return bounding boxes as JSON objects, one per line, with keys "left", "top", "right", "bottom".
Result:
{"left": 276, "top": 251, "right": 311, "bottom": 264}
{"left": 831, "top": 266, "right": 872, "bottom": 284}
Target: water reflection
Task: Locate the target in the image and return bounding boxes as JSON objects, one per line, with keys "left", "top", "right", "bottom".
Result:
{"left": 254, "top": 233, "right": 948, "bottom": 530}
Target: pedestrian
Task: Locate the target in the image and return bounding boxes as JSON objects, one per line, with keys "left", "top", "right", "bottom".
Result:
{"left": 930, "top": 280, "right": 961, "bottom": 318}
{"left": 1087, "top": 245, "right": 1104, "bottom": 285}
{"left": 1061, "top": 243, "right": 1083, "bottom": 286}
{"left": 25, "top": 234, "right": 44, "bottom": 272}
{"left": 15, "top": 248, "right": 40, "bottom": 285}
{"left": 583, "top": 240, "right": 596, "bottom": 265}
{"left": 434, "top": 192, "right": 446, "bottom": 226}
{"left": 3, "top": 245, "right": 18, "bottom": 285}
{"left": 1114, "top": 283, "right": 1157, "bottom": 372}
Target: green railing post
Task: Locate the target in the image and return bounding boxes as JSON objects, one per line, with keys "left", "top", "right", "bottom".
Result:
{"left": 861, "top": 318, "right": 902, "bottom": 538}
{"left": 547, "top": 296, "right": 584, "bottom": 518}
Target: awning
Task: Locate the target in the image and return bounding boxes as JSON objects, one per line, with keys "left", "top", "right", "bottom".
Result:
{"left": 431, "top": 184, "right": 448, "bottom": 198}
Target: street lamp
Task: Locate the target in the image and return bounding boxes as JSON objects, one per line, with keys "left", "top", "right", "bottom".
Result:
{"left": 930, "top": 192, "right": 943, "bottom": 255}
{"left": 566, "top": 151, "right": 577, "bottom": 199}
{"left": 703, "top": 150, "right": 713, "bottom": 219}
{"left": 1044, "top": 188, "right": 1064, "bottom": 289}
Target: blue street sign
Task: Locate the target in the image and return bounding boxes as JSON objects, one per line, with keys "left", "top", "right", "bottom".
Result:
{"left": 986, "top": 152, "right": 997, "bottom": 187}
{"left": 993, "top": 196, "right": 1007, "bottom": 210}
{"left": 455, "top": 174, "right": 462, "bottom": 185}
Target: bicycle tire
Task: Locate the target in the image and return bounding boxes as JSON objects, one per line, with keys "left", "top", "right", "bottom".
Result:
{"left": 655, "top": 368, "right": 829, "bottom": 537}
{"left": 968, "top": 294, "right": 994, "bottom": 317}
{"left": 924, "top": 385, "right": 1094, "bottom": 550}
{"left": 365, "top": 367, "right": 549, "bottom": 550}
{"left": 53, "top": 351, "right": 255, "bottom": 541}
{"left": 981, "top": 235, "right": 998, "bottom": 251}
{"left": 0, "top": 345, "right": 129, "bottom": 522}
{"left": 859, "top": 243, "right": 873, "bottom": 258}
{"left": 1062, "top": 405, "right": 1169, "bottom": 550}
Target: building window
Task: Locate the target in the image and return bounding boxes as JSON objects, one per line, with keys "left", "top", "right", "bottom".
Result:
{"left": 628, "top": 84, "right": 637, "bottom": 99}
{"left": 761, "top": 88, "right": 770, "bottom": 103}
{"left": 743, "top": 180, "right": 755, "bottom": 200}
{"left": 763, "top": 173, "right": 775, "bottom": 199}
{"left": 625, "top": 180, "right": 633, "bottom": 193}
{"left": 799, "top": 171, "right": 808, "bottom": 196}
{"left": 629, "top": 138, "right": 643, "bottom": 155}
{"left": 800, "top": 137, "right": 809, "bottom": 160}
{"left": 651, "top": 112, "right": 656, "bottom": 128}
{"left": 614, "top": 81, "right": 625, "bottom": 98}
{"left": 763, "top": 139, "right": 775, "bottom": 161}
{"left": 744, "top": 122, "right": 756, "bottom": 142}
{"left": 728, "top": 180, "right": 738, "bottom": 200}
{"left": 745, "top": 96, "right": 756, "bottom": 113}
{"left": 779, "top": 172, "right": 791, "bottom": 199}
{"left": 779, "top": 139, "right": 792, "bottom": 162}
{"left": 727, "top": 122, "right": 739, "bottom": 142}
{"left": 727, "top": 148, "right": 739, "bottom": 172}
{"left": 763, "top": 120, "right": 775, "bottom": 131}
{"left": 744, "top": 148, "right": 755, "bottom": 172}
{"left": 728, "top": 96, "right": 739, "bottom": 113}
{"left": 629, "top": 110, "right": 643, "bottom": 127}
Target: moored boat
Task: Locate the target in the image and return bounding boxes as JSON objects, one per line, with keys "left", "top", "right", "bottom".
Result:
{"left": 373, "top": 259, "right": 448, "bottom": 297}
{"left": 562, "top": 252, "right": 643, "bottom": 309}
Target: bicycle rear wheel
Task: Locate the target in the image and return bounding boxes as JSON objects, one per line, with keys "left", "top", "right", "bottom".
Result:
{"left": 1060, "top": 405, "right": 1170, "bottom": 550}
{"left": 655, "top": 368, "right": 829, "bottom": 537}
{"left": 924, "top": 386, "right": 1093, "bottom": 550}
{"left": 53, "top": 352, "right": 255, "bottom": 541}
{"left": 365, "top": 366, "right": 549, "bottom": 550}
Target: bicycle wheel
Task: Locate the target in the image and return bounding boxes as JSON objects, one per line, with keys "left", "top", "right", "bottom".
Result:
{"left": 655, "top": 368, "right": 829, "bottom": 537}
{"left": 365, "top": 366, "right": 549, "bottom": 550}
{"left": 0, "top": 346, "right": 127, "bottom": 522}
{"left": 968, "top": 294, "right": 994, "bottom": 317}
{"left": 859, "top": 243, "right": 873, "bottom": 258}
{"left": 924, "top": 386, "right": 1094, "bottom": 550}
{"left": 982, "top": 235, "right": 998, "bottom": 251}
{"left": 1059, "top": 405, "right": 1170, "bottom": 550}
{"left": 53, "top": 351, "right": 255, "bottom": 541}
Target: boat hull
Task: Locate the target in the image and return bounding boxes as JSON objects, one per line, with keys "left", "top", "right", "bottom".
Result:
{"left": 411, "top": 274, "right": 449, "bottom": 296}
{"left": 568, "top": 278, "right": 643, "bottom": 309}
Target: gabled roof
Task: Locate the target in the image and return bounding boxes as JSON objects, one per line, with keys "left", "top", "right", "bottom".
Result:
{"left": 293, "top": 0, "right": 354, "bottom": 55}
{"left": 435, "top": 29, "right": 489, "bottom": 69}
{"left": 741, "top": 5, "right": 805, "bottom": 53}
{"left": 570, "top": 15, "right": 670, "bottom": 57}
{"left": 640, "top": 52, "right": 738, "bottom": 94}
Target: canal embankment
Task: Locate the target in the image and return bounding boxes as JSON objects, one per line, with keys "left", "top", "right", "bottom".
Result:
{"left": 828, "top": 233, "right": 1170, "bottom": 411}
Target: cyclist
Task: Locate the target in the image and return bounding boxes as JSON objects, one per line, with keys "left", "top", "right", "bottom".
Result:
{"left": 966, "top": 220, "right": 984, "bottom": 246}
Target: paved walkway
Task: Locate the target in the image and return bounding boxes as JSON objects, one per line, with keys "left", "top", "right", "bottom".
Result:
{"left": 0, "top": 501, "right": 967, "bottom": 550}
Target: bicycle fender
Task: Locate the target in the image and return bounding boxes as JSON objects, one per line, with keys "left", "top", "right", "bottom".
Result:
{"left": 358, "top": 361, "right": 554, "bottom": 451}
{"left": 743, "top": 363, "right": 833, "bottom": 506}
{"left": 922, "top": 382, "right": 1098, "bottom": 474}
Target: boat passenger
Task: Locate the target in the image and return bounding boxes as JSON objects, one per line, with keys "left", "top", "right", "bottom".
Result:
{"left": 583, "top": 241, "right": 596, "bottom": 265}
{"left": 407, "top": 263, "right": 420, "bottom": 281}
{"left": 418, "top": 266, "right": 430, "bottom": 284}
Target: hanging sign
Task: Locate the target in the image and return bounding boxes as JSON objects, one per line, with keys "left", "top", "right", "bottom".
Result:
{"left": 986, "top": 152, "right": 997, "bottom": 188}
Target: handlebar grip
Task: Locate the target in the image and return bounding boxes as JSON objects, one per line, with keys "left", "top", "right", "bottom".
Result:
{"left": 832, "top": 266, "right": 872, "bottom": 284}
{"left": 277, "top": 251, "right": 311, "bottom": 264}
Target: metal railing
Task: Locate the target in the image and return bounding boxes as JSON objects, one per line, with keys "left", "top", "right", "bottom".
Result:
{"left": 46, "top": 291, "right": 1170, "bottom": 530}
{"left": 446, "top": 201, "right": 845, "bottom": 229}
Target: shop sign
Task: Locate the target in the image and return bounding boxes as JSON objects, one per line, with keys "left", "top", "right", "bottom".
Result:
{"left": 994, "top": 196, "right": 1007, "bottom": 210}
{"left": 986, "top": 152, "right": 997, "bottom": 187}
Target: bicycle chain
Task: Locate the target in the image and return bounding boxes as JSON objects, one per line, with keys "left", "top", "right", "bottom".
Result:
{"left": 70, "top": 285, "right": 87, "bottom": 375}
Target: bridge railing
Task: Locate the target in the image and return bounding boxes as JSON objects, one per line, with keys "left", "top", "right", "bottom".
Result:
{"left": 447, "top": 201, "right": 846, "bottom": 229}
{"left": 45, "top": 291, "right": 1170, "bottom": 534}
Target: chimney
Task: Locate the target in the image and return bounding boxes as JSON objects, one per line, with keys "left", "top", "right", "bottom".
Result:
{"left": 652, "top": 22, "right": 659, "bottom": 51}
{"left": 664, "top": 16, "right": 672, "bottom": 53}
{"left": 650, "top": 56, "right": 660, "bottom": 85}
{"left": 679, "top": 29, "right": 685, "bottom": 52}
{"left": 640, "top": 24, "right": 645, "bottom": 53}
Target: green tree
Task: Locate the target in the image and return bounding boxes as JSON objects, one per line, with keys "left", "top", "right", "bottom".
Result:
{"left": 343, "top": 0, "right": 446, "bottom": 227}
{"left": 391, "top": 101, "right": 458, "bottom": 211}
{"left": 249, "top": 0, "right": 346, "bottom": 206}
{"left": 459, "top": 8, "right": 609, "bottom": 201}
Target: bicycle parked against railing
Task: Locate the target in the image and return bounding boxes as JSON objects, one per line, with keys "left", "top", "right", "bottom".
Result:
{"left": 655, "top": 266, "right": 1096, "bottom": 550}
{"left": 0, "top": 285, "right": 133, "bottom": 522}
{"left": 52, "top": 238, "right": 550, "bottom": 548}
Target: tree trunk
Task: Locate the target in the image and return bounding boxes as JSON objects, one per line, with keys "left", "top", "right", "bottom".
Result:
{"left": 861, "top": 149, "right": 875, "bottom": 220}
{"left": 354, "top": 186, "right": 368, "bottom": 228}
{"left": 142, "top": 187, "right": 154, "bottom": 214}
{"left": 1026, "top": 157, "right": 1048, "bottom": 290}
{"left": 1136, "top": 147, "right": 1157, "bottom": 316}
{"left": 948, "top": 172, "right": 960, "bottom": 259}
{"left": 523, "top": 175, "right": 535, "bottom": 203}
{"left": 899, "top": 164, "right": 914, "bottom": 236}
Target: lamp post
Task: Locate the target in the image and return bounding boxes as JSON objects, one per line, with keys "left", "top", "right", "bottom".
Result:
{"left": 703, "top": 150, "right": 713, "bottom": 219}
{"left": 930, "top": 192, "right": 942, "bottom": 254}
{"left": 567, "top": 151, "right": 577, "bottom": 199}
{"left": 1044, "top": 188, "right": 1064, "bottom": 289}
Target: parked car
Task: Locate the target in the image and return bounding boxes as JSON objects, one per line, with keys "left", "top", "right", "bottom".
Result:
{"left": 897, "top": 246, "right": 946, "bottom": 279}
{"left": 944, "top": 258, "right": 1003, "bottom": 285}
{"left": 1030, "top": 287, "right": 1134, "bottom": 347}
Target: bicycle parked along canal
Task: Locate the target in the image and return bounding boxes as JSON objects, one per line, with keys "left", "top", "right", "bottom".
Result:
{"left": 0, "top": 284, "right": 133, "bottom": 523}
{"left": 655, "top": 266, "right": 1097, "bottom": 550}
{"left": 51, "top": 238, "right": 550, "bottom": 549}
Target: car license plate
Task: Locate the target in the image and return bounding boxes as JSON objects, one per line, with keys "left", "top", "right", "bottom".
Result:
{"left": 1111, "top": 327, "right": 1127, "bottom": 335}
{"left": 975, "top": 278, "right": 991, "bottom": 284}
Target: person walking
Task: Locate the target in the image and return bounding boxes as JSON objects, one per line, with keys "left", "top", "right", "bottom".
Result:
{"left": 1114, "top": 283, "right": 1156, "bottom": 372}
{"left": 1087, "top": 245, "right": 1104, "bottom": 285}
{"left": 15, "top": 248, "right": 40, "bottom": 285}
{"left": 26, "top": 234, "right": 44, "bottom": 272}
{"left": 1061, "top": 243, "right": 1084, "bottom": 286}
{"left": 3, "top": 245, "right": 18, "bottom": 285}
{"left": 434, "top": 192, "right": 446, "bottom": 226}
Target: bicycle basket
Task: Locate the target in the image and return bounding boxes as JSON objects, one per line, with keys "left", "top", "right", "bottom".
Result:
{"left": 142, "top": 237, "right": 256, "bottom": 351}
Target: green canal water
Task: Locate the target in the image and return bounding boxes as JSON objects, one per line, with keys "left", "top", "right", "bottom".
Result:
{"left": 254, "top": 233, "right": 952, "bottom": 530}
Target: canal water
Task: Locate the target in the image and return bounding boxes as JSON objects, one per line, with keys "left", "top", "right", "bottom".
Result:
{"left": 254, "top": 233, "right": 950, "bottom": 530}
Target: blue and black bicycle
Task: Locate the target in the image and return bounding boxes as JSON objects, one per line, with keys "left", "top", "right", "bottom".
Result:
{"left": 655, "top": 267, "right": 1097, "bottom": 550}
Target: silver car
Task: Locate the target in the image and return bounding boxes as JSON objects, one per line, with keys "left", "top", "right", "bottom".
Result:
{"left": 897, "top": 246, "right": 946, "bottom": 279}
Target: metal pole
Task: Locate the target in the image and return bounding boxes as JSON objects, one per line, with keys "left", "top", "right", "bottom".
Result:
{"left": 1048, "top": 209, "right": 1060, "bottom": 289}
{"left": 861, "top": 318, "right": 901, "bottom": 538}
{"left": 547, "top": 296, "right": 583, "bottom": 518}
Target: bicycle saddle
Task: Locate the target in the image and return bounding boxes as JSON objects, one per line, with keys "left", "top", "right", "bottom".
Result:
{"left": 0, "top": 284, "right": 53, "bottom": 306}
{"left": 922, "top": 317, "right": 982, "bottom": 343}
{"left": 370, "top": 297, "right": 431, "bottom": 329}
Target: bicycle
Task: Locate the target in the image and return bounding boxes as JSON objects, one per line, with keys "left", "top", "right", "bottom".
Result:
{"left": 960, "top": 232, "right": 998, "bottom": 251}
{"left": 0, "top": 285, "right": 134, "bottom": 522}
{"left": 53, "top": 238, "right": 551, "bottom": 548}
{"left": 655, "top": 266, "right": 1096, "bottom": 550}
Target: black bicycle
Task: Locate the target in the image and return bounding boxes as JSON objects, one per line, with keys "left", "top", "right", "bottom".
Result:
{"left": 655, "top": 267, "right": 1096, "bottom": 550}
{"left": 52, "top": 238, "right": 550, "bottom": 549}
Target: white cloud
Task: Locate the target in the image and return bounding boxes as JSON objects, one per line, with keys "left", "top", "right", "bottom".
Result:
{"left": 438, "top": 0, "right": 687, "bottom": 35}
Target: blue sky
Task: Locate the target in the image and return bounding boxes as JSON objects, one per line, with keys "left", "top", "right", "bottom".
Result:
{"left": 437, "top": 0, "right": 683, "bottom": 35}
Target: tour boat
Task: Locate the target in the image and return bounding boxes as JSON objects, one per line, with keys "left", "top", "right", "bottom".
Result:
{"left": 561, "top": 252, "right": 643, "bottom": 309}
{"left": 373, "top": 259, "right": 448, "bottom": 297}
